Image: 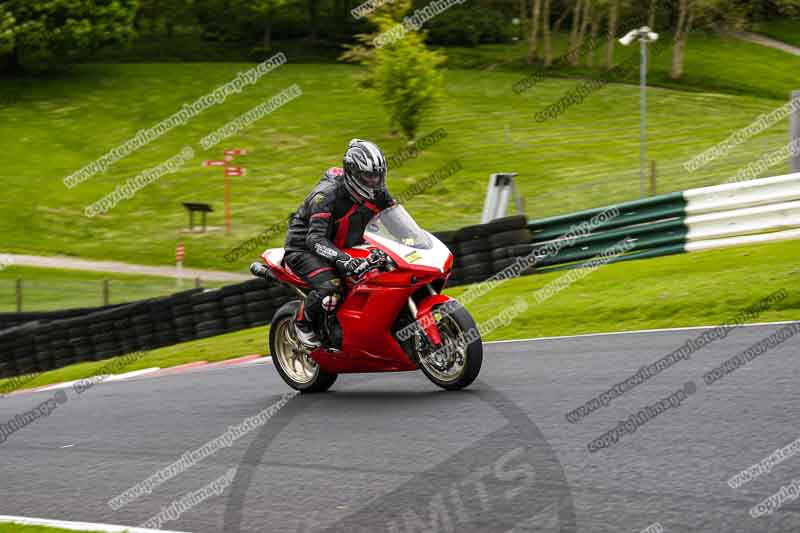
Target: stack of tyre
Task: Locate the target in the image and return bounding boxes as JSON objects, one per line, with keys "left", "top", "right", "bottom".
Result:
{"left": 186, "top": 279, "right": 295, "bottom": 339}
{"left": 445, "top": 215, "right": 532, "bottom": 286}
{"left": 0, "top": 322, "right": 39, "bottom": 377}
{"left": 238, "top": 279, "right": 295, "bottom": 329}
{"left": 0, "top": 304, "right": 127, "bottom": 333}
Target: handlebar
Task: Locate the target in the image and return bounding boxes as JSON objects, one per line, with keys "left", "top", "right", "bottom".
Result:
{"left": 250, "top": 262, "right": 272, "bottom": 280}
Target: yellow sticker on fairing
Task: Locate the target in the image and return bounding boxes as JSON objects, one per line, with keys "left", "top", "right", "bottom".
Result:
{"left": 405, "top": 251, "right": 421, "bottom": 263}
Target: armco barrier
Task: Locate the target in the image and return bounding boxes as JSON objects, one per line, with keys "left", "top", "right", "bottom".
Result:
{"left": 518, "top": 172, "right": 800, "bottom": 271}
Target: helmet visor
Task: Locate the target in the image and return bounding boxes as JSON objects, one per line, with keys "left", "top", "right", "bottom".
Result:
{"left": 355, "top": 169, "right": 385, "bottom": 191}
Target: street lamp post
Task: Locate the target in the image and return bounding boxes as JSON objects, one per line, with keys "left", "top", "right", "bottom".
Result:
{"left": 619, "top": 26, "right": 659, "bottom": 198}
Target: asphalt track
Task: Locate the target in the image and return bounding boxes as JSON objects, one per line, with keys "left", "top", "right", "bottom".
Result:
{"left": 1, "top": 323, "right": 799, "bottom": 533}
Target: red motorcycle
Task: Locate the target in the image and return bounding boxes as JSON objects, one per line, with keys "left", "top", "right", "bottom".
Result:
{"left": 250, "top": 205, "right": 482, "bottom": 392}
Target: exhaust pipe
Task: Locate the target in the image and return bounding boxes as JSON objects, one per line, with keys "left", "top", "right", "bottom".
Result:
{"left": 250, "top": 262, "right": 306, "bottom": 299}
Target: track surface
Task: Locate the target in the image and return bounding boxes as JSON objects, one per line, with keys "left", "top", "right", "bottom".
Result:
{"left": 1, "top": 324, "right": 799, "bottom": 532}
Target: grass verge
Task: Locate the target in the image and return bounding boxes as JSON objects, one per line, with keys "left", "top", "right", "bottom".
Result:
{"left": 0, "top": 525, "right": 109, "bottom": 533}
{"left": 0, "top": 266, "right": 225, "bottom": 312}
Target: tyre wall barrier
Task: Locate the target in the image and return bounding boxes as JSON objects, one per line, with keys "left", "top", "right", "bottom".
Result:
{"left": 0, "top": 280, "right": 294, "bottom": 379}
{"left": 0, "top": 303, "right": 129, "bottom": 333}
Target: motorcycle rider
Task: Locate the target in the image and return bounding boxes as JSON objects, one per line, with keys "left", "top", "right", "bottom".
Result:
{"left": 283, "top": 139, "right": 396, "bottom": 348}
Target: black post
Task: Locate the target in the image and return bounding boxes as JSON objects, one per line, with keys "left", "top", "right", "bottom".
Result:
{"left": 15, "top": 279, "right": 22, "bottom": 312}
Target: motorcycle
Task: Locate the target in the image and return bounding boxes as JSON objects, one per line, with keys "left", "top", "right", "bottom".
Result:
{"left": 250, "top": 204, "right": 482, "bottom": 392}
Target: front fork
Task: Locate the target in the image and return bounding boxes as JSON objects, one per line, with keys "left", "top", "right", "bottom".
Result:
{"left": 410, "top": 286, "right": 453, "bottom": 346}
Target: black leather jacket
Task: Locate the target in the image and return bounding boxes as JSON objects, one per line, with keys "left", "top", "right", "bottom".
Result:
{"left": 284, "top": 167, "right": 396, "bottom": 260}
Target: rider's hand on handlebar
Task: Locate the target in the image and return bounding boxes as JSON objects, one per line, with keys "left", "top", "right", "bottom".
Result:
{"left": 336, "top": 254, "right": 370, "bottom": 277}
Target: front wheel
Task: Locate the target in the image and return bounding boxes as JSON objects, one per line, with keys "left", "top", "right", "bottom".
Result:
{"left": 269, "top": 300, "right": 337, "bottom": 393}
{"left": 416, "top": 302, "right": 482, "bottom": 390}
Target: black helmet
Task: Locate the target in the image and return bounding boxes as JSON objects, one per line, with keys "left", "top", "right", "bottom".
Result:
{"left": 343, "top": 139, "right": 387, "bottom": 202}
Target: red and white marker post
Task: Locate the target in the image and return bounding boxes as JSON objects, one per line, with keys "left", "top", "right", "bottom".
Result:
{"left": 203, "top": 149, "right": 247, "bottom": 236}
{"left": 176, "top": 243, "right": 185, "bottom": 288}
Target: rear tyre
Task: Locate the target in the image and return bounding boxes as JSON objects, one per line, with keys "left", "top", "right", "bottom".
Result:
{"left": 269, "top": 300, "right": 338, "bottom": 393}
{"left": 416, "top": 302, "right": 482, "bottom": 391}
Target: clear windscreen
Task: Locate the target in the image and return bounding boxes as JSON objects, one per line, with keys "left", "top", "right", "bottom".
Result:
{"left": 364, "top": 205, "right": 433, "bottom": 250}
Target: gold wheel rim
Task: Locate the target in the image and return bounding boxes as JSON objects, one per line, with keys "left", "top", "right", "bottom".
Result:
{"left": 274, "top": 317, "right": 318, "bottom": 384}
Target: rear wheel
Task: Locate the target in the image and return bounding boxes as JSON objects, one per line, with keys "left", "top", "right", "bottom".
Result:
{"left": 415, "top": 302, "right": 482, "bottom": 390}
{"left": 269, "top": 301, "right": 337, "bottom": 393}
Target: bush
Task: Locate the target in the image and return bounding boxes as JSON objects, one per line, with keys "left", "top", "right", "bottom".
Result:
{"left": 425, "top": 7, "right": 513, "bottom": 47}
{"left": 339, "top": 0, "right": 445, "bottom": 140}
{"left": 0, "top": 0, "right": 137, "bottom": 73}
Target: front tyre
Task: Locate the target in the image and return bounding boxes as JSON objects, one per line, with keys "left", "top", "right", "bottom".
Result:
{"left": 417, "top": 302, "right": 482, "bottom": 391}
{"left": 269, "top": 300, "right": 337, "bottom": 393}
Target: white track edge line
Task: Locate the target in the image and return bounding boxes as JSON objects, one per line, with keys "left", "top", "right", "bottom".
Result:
{"left": 104, "top": 367, "right": 161, "bottom": 382}
{"left": 0, "top": 514, "right": 189, "bottom": 533}
{"left": 485, "top": 320, "right": 800, "bottom": 344}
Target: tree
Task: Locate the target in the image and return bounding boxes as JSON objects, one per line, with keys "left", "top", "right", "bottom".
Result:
{"left": 648, "top": 0, "right": 658, "bottom": 27}
{"left": 586, "top": 1, "right": 603, "bottom": 66}
{"left": 249, "top": 0, "right": 291, "bottom": 50}
{"left": 526, "top": 0, "right": 542, "bottom": 64}
{"left": 605, "top": 0, "right": 619, "bottom": 68}
{"left": 568, "top": 0, "right": 583, "bottom": 65}
{"left": 671, "top": 0, "right": 694, "bottom": 79}
{"left": 0, "top": 0, "right": 137, "bottom": 73}
{"left": 542, "top": 0, "right": 552, "bottom": 65}
{"left": 340, "top": 0, "right": 445, "bottom": 140}
{"left": 133, "top": 0, "right": 195, "bottom": 42}
{"left": 0, "top": 7, "right": 14, "bottom": 57}
{"left": 575, "top": 0, "right": 592, "bottom": 64}
{"left": 775, "top": 0, "right": 800, "bottom": 15}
